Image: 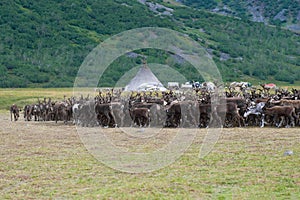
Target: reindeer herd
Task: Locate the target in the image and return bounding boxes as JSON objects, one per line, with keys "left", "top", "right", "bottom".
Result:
{"left": 9, "top": 84, "right": 300, "bottom": 129}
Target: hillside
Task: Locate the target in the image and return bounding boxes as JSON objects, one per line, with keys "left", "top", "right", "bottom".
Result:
{"left": 177, "top": 0, "right": 300, "bottom": 32}
{"left": 0, "top": 0, "right": 299, "bottom": 87}
{"left": 0, "top": 0, "right": 174, "bottom": 87}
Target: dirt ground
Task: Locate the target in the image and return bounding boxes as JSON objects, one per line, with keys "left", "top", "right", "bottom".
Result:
{"left": 1, "top": 113, "right": 300, "bottom": 199}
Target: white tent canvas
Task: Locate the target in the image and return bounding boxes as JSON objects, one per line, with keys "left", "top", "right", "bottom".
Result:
{"left": 124, "top": 64, "right": 166, "bottom": 92}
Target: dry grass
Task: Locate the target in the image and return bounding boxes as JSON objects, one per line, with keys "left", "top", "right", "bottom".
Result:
{"left": 1, "top": 113, "right": 299, "bottom": 199}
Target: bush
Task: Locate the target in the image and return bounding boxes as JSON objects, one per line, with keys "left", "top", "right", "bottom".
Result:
{"left": 275, "top": 70, "right": 296, "bottom": 83}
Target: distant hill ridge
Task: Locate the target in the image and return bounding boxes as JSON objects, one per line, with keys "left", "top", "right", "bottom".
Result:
{"left": 177, "top": 0, "right": 300, "bottom": 32}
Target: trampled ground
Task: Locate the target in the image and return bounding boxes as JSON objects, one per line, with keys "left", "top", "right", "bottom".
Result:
{"left": 1, "top": 113, "right": 299, "bottom": 199}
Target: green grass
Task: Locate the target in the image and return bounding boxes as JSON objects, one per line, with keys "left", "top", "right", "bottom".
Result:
{"left": 0, "top": 88, "right": 73, "bottom": 110}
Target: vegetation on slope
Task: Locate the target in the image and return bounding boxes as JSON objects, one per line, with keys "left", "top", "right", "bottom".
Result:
{"left": 0, "top": 0, "right": 299, "bottom": 87}
{"left": 171, "top": 5, "right": 300, "bottom": 83}
{"left": 0, "top": 0, "right": 174, "bottom": 87}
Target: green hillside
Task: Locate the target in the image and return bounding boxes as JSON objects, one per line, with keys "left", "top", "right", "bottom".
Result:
{"left": 0, "top": 0, "right": 299, "bottom": 87}
{"left": 170, "top": 4, "right": 300, "bottom": 84}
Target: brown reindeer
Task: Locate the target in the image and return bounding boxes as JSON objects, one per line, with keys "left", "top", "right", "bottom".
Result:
{"left": 129, "top": 107, "right": 150, "bottom": 127}
{"left": 261, "top": 106, "right": 298, "bottom": 128}
{"left": 10, "top": 104, "right": 20, "bottom": 121}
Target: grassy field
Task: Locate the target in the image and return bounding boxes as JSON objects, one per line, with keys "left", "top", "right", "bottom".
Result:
{"left": 0, "top": 114, "right": 299, "bottom": 199}
{"left": 0, "top": 88, "right": 74, "bottom": 111}
{"left": 0, "top": 88, "right": 300, "bottom": 199}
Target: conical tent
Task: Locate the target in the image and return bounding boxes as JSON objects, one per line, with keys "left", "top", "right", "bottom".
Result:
{"left": 124, "top": 63, "right": 166, "bottom": 91}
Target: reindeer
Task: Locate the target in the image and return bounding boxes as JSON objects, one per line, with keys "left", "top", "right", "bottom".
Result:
{"left": 129, "top": 107, "right": 150, "bottom": 127}
{"left": 261, "top": 105, "right": 298, "bottom": 128}
{"left": 10, "top": 104, "right": 20, "bottom": 121}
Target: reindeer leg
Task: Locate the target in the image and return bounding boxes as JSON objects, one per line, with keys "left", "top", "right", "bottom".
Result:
{"left": 288, "top": 116, "right": 294, "bottom": 128}
{"left": 277, "top": 116, "right": 284, "bottom": 128}
{"left": 260, "top": 114, "right": 265, "bottom": 128}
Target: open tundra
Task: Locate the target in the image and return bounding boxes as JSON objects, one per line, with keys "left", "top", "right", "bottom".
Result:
{"left": 0, "top": 113, "right": 299, "bottom": 199}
